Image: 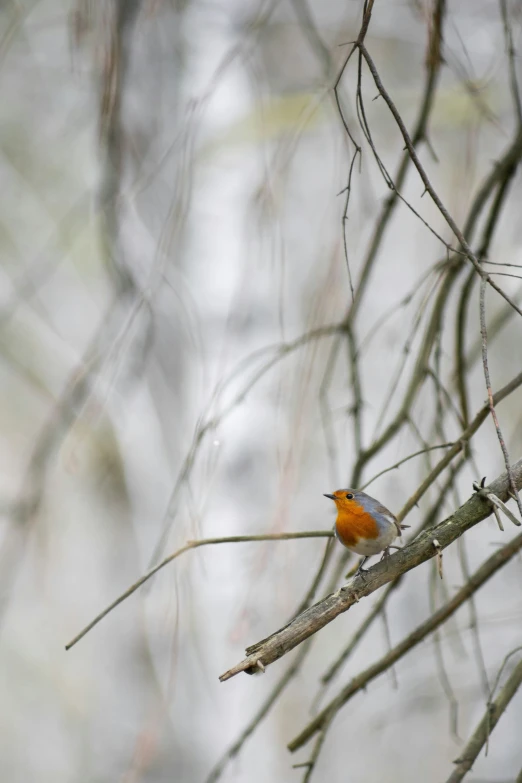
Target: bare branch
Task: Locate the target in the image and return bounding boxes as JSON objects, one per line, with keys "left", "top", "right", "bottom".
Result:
{"left": 360, "top": 442, "right": 454, "bottom": 490}
{"left": 65, "top": 531, "right": 334, "bottom": 650}
{"left": 357, "top": 42, "right": 522, "bottom": 318}
{"left": 499, "top": 0, "right": 522, "bottom": 127}
{"left": 480, "top": 278, "right": 522, "bottom": 520}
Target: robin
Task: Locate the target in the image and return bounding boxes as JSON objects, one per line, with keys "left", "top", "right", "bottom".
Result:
{"left": 324, "top": 488, "right": 408, "bottom": 575}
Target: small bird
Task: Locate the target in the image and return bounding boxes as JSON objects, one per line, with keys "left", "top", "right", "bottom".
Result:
{"left": 324, "top": 488, "right": 407, "bottom": 575}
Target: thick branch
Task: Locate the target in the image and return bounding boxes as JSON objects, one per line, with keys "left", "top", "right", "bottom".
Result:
{"left": 219, "top": 457, "right": 522, "bottom": 683}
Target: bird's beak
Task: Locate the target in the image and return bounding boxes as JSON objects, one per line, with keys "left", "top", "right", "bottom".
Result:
{"left": 323, "top": 493, "right": 336, "bottom": 500}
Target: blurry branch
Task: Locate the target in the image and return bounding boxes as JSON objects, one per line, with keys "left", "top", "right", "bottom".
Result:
{"left": 219, "top": 457, "right": 522, "bottom": 684}
{"left": 429, "top": 559, "right": 461, "bottom": 740}
{"left": 0, "top": 0, "right": 143, "bottom": 621}
{"left": 288, "top": 493, "right": 522, "bottom": 753}
{"left": 0, "top": 195, "right": 89, "bottom": 328}
{"left": 291, "top": 537, "right": 337, "bottom": 619}
{"left": 319, "top": 335, "right": 343, "bottom": 480}
{"left": 206, "top": 642, "right": 313, "bottom": 783}
{"left": 454, "top": 105, "right": 522, "bottom": 428}
{"left": 499, "top": 0, "right": 522, "bottom": 126}
{"left": 350, "top": 264, "right": 458, "bottom": 485}
{"left": 356, "top": 260, "right": 443, "bottom": 355}
{"left": 455, "top": 159, "right": 520, "bottom": 427}
{"left": 320, "top": 577, "right": 398, "bottom": 688}
{"left": 148, "top": 323, "right": 344, "bottom": 567}
{"left": 293, "top": 711, "right": 334, "bottom": 783}
{"left": 0, "top": 302, "right": 121, "bottom": 620}
{"left": 370, "top": 272, "right": 447, "bottom": 436}
{"left": 290, "top": 0, "right": 331, "bottom": 76}
{"left": 479, "top": 278, "right": 522, "bottom": 519}
{"left": 0, "top": 0, "right": 29, "bottom": 64}
{"left": 457, "top": 536, "right": 490, "bottom": 700}
{"left": 98, "top": 0, "right": 141, "bottom": 296}
{"left": 485, "top": 646, "right": 522, "bottom": 746}
{"left": 65, "top": 530, "right": 334, "bottom": 650}
{"left": 446, "top": 651, "right": 522, "bottom": 783}
{"left": 205, "top": 545, "right": 346, "bottom": 783}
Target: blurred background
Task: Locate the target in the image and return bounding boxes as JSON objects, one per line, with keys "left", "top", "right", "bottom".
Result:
{"left": 1, "top": 1, "right": 522, "bottom": 781}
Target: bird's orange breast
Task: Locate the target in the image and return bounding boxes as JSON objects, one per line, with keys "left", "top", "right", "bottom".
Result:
{"left": 335, "top": 503, "right": 380, "bottom": 547}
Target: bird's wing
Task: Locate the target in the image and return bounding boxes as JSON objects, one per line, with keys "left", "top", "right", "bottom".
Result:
{"left": 375, "top": 503, "right": 402, "bottom": 537}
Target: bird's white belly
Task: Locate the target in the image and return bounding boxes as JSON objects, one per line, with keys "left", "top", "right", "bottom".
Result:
{"left": 348, "top": 522, "right": 397, "bottom": 556}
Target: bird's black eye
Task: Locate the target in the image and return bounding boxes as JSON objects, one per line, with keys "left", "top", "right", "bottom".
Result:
{"left": 346, "top": 493, "right": 354, "bottom": 500}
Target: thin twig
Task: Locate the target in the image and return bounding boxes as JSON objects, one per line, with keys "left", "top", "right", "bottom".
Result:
{"left": 499, "top": 0, "right": 522, "bottom": 127}
{"left": 479, "top": 278, "right": 522, "bottom": 521}
{"left": 205, "top": 540, "right": 347, "bottom": 783}
{"left": 147, "top": 323, "right": 344, "bottom": 568}
{"left": 457, "top": 537, "right": 490, "bottom": 700}
{"left": 294, "top": 712, "right": 335, "bottom": 783}
{"left": 65, "top": 531, "right": 334, "bottom": 650}
{"left": 320, "top": 580, "right": 397, "bottom": 686}
{"left": 292, "top": 537, "right": 337, "bottom": 619}
{"left": 360, "top": 442, "right": 454, "bottom": 490}
{"left": 352, "top": 265, "right": 463, "bottom": 486}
